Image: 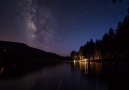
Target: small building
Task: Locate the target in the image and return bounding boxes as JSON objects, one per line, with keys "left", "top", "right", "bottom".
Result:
{"left": 79, "top": 55, "right": 84, "bottom": 60}
{"left": 94, "top": 50, "right": 102, "bottom": 60}
{"left": 78, "top": 51, "right": 84, "bottom": 60}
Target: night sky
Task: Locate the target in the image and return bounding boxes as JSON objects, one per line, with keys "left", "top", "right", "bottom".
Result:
{"left": 0, "top": 0, "right": 129, "bottom": 56}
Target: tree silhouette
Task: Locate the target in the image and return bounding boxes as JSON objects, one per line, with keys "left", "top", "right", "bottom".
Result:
{"left": 88, "top": 39, "right": 95, "bottom": 59}
{"left": 70, "top": 51, "right": 78, "bottom": 60}
{"left": 71, "top": 7, "right": 129, "bottom": 60}
{"left": 79, "top": 46, "right": 85, "bottom": 57}
{"left": 108, "top": 28, "right": 116, "bottom": 58}
{"left": 112, "top": 0, "right": 122, "bottom": 3}
{"left": 95, "top": 39, "right": 102, "bottom": 59}
{"left": 101, "top": 33, "right": 110, "bottom": 58}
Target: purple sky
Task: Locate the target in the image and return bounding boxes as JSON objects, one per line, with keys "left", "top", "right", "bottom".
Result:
{"left": 0, "top": 0, "right": 129, "bottom": 56}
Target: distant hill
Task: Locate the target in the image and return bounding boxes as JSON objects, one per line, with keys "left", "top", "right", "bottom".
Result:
{"left": 0, "top": 41, "right": 64, "bottom": 62}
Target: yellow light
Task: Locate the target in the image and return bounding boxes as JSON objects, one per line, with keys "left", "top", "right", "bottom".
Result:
{"left": 74, "top": 60, "right": 76, "bottom": 65}
{"left": 0, "top": 67, "right": 4, "bottom": 73}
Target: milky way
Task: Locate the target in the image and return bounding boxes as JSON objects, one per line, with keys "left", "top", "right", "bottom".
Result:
{"left": 0, "top": 0, "right": 129, "bottom": 56}
{"left": 16, "top": 0, "right": 59, "bottom": 53}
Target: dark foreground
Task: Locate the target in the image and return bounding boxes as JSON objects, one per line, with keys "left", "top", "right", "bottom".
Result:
{"left": 0, "top": 59, "right": 129, "bottom": 90}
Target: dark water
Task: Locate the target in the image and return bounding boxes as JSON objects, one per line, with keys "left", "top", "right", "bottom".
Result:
{"left": 0, "top": 61, "right": 129, "bottom": 90}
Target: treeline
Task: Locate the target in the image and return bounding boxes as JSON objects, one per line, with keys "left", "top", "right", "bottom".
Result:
{"left": 71, "top": 8, "right": 129, "bottom": 60}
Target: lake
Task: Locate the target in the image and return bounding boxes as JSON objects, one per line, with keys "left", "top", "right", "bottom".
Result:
{"left": 0, "top": 60, "right": 129, "bottom": 90}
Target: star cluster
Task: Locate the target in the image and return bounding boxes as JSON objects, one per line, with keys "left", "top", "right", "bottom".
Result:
{"left": 0, "top": 0, "right": 129, "bottom": 56}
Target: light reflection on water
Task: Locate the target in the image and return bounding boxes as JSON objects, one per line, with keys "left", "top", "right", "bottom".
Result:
{"left": 73, "top": 61, "right": 103, "bottom": 75}
{"left": 0, "top": 67, "right": 4, "bottom": 73}
{"left": 0, "top": 61, "right": 129, "bottom": 90}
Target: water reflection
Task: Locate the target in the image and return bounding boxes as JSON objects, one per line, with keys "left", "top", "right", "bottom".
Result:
{"left": 73, "top": 61, "right": 102, "bottom": 75}
{"left": 0, "top": 67, "right": 4, "bottom": 73}
{"left": 72, "top": 60, "right": 129, "bottom": 90}
{"left": 0, "top": 62, "right": 108, "bottom": 90}
{"left": 0, "top": 61, "right": 129, "bottom": 90}
{"left": 0, "top": 63, "right": 16, "bottom": 79}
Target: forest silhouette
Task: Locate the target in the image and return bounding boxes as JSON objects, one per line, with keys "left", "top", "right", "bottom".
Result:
{"left": 71, "top": 8, "right": 129, "bottom": 60}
